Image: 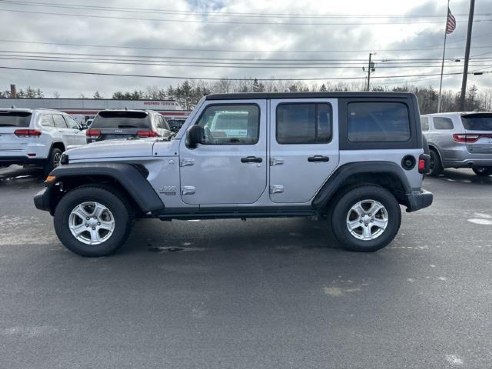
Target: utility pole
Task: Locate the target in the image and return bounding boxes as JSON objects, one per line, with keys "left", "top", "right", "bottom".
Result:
{"left": 460, "top": 0, "right": 475, "bottom": 111}
{"left": 365, "top": 53, "right": 375, "bottom": 91}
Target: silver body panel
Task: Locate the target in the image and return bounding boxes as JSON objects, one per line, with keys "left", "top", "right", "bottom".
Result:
{"left": 178, "top": 99, "right": 268, "bottom": 205}
{"left": 269, "top": 98, "right": 340, "bottom": 203}
{"left": 423, "top": 112, "right": 492, "bottom": 168}
{"left": 63, "top": 95, "right": 426, "bottom": 210}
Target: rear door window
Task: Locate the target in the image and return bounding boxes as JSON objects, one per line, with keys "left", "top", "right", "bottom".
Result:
{"left": 0, "top": 111, "right": 32, "bottom": 127}
{"left": 461, "top": 114, "right": 492, "bottom": 131}
{"left": 348, "top": 102, "right": 410, "bottom": 142}
{"left": 276, "top": 103, "right": 332, "bottom": 144}
{"left": 92, "top": 111, "right": 151, "bottom": 129}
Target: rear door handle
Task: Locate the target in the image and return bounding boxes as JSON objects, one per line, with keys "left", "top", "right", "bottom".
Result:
{"left": 308, "top": 155, "right": 329, "bottom": 162}
{"left": 241, "top": 156, "right": 263, "bottom": 163}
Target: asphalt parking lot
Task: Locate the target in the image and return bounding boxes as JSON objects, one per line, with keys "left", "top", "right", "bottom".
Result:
{"left": 0, "top": 165, "right": 491, "bottom": 369}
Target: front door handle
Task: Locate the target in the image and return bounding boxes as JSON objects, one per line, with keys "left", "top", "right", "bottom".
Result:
{"left": 308, "top": 155, "right": 329, "bottom": 162}
{"left": 241, "top": 156, "right": 263, "bottom": 163}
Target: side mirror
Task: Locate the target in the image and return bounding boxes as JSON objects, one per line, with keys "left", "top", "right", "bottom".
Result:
{"left": 79, "top": 124, "right": 87, "bottom": 130}
{"left": 186, "top": 125, "right": 204, "bottom": 149}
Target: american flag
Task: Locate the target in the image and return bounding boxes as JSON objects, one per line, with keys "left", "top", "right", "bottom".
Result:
{"left": 446, "top": 8, "right": 456, "bottom": 34}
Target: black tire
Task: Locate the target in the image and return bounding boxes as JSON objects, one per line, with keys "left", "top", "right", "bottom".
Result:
{"left": 330, "top": 185, "right": 401, "bottom": 252}
{"left": 54, "top": 186, "right": 133, "bottom": 257}
{"left": 428, "top": 149, "right": 443, "bottom": 177}
{"left": 44, "top": 147, "right": 63, "bottom": 176}
{"left": 472, "top": 167, "right": 492, "bottom": 177}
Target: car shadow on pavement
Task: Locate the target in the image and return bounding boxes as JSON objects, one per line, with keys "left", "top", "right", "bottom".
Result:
{"left": 426, "top": 168, "right": 491, "bottom": 185}
{"left": 123, "top": 217, "right": 344, "bottom": 255}
{"left": 0, "top": 165, "right": 45, "bottom": 184}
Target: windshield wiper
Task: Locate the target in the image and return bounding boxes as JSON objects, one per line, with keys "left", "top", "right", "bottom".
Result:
{"left": 0, "top": 124, "right": 17, "bottom": 127}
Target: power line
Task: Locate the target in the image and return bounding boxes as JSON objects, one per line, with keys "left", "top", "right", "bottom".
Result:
{"left": 1, "top": 38, "right": 492, "bottom": 55}
{"left": 1, "top": 51, "right": 490, "bottom": 68}
{"left": 4, "top": 49, "right": 492, "bottom": 64}
{"left": 1, "top": 7, "right": 492, "bottom": 26}
{"left": 2, "top": 55, "right": 490, "bottom": 70}
{"left": 0, "top": 65, "right": 472, "bottom": 81}
{"left": 1, "top": 0, "right": 488, "bottom": 19}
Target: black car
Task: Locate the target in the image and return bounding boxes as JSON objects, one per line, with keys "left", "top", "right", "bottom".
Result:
{"left": 86, "top": 110, "right": 172, "bottom": 143}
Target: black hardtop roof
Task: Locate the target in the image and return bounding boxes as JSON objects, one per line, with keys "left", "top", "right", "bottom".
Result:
{"left": 205, "top": 91, "right": 416, "bottom": 100}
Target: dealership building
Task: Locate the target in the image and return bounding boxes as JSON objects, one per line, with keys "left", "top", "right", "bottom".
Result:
{"left": 0, "top": 98, "right": 191, "bottom": 124}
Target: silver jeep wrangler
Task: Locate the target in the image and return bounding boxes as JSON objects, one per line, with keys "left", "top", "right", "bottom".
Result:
{"left": 34, "top": 92, "right": 433, "bottom": 257}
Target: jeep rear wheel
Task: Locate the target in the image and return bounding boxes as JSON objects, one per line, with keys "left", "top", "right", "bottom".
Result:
{"left": 330, "top": 186, "right": 401, "bottom": 252}
{"left": 54, "top": 186, "right": 132, "bottom": 257}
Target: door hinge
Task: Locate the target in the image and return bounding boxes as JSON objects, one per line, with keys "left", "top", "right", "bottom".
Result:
{"left": 181, "top": 186, "right": 196, "bottom": 195}
{"left": 270, "top": 185, "right": 284, "bottom": 194}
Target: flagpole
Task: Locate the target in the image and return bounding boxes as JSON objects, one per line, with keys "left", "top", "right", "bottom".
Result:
{"left": 437, "top": 0, "right": 450, "bottom": 113}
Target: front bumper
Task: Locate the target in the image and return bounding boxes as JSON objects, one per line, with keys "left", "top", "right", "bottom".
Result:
{"left": 405, "top": 189, "right": 433, "bottom": 212}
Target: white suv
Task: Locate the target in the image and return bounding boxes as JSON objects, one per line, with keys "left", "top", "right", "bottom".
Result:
{"left": 0, "top": 108, "right": 87, "bottom": 174}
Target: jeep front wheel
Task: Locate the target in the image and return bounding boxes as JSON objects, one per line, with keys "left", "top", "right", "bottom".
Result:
{"left": 54, "top": 186, "right": 132, "bottom": 257}
{"left": 330, "top": 186, "right": 401, "bottom": 252}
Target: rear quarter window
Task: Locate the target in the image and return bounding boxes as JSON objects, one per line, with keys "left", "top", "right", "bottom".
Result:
{"left": 92, "top": 111, "right": 151, "bottom": 129}
{"left": 348, "top": 102, "right": 410, "bottom": 142}
{"left": 0, "top": 111, "right": 32, "bottom": 127}
{"left": 433, "top": 117, "right": 454, "bottom": 130}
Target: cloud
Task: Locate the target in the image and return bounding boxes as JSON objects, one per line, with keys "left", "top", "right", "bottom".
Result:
{"left": 0, "top": 0, "right": 490, "bottom": 97}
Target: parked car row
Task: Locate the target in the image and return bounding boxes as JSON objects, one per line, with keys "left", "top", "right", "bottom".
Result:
{"left": 0, "top": 108, "right": 176, "bottom": 174}
{"left": 421, "top": 112, "right": 492, "bottom": 177}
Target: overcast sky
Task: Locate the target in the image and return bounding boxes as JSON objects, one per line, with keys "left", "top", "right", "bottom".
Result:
{"left": 0, "top": 0, "right": 491, "bottom": 98}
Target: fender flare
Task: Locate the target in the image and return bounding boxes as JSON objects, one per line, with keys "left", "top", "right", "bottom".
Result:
{"left": 48, "top": 162, "right": 164, "bottom": 213}
{"left": 311, "top": 161, "right": 412, "bottom": 209}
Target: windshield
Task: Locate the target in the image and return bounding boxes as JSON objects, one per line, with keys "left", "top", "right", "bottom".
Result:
{"left": 461, "top": 113, "right": 492, "bottom": 131}
{"left": 91, "top": 111, "right": 151, "bottom": 129}
{"left": 0, "top": 111, "right": 32, "bottom": 127}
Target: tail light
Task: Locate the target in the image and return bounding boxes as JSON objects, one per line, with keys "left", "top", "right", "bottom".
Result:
{"left": 453, "top": 134, "right": 480, "bottom": 143}
{"left": 14, "top": 129, "right": 41, "bottom": 137}
{"left": 86, "top": 129, "right": 101, "bottom": 138}
{"left": 418, "top": 154, "right": 430, "bottom": 174}
{"left": 137, "top": 130, "right": 159, "bottom": 138}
